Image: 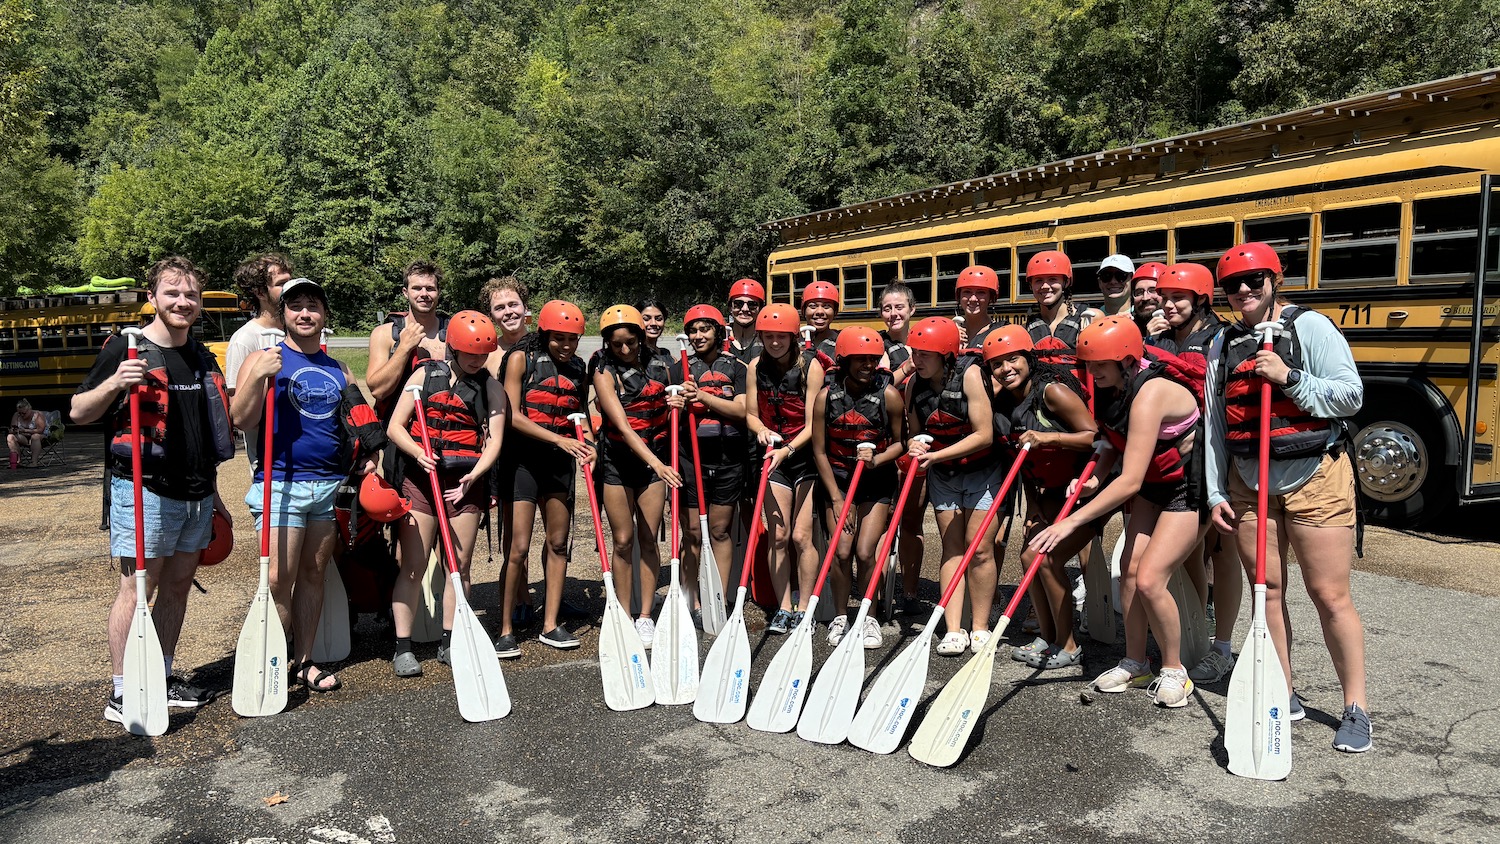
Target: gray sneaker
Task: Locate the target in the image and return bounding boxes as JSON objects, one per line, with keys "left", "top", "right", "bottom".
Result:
{"left": 1333, "top": 703, "right": 1373, "bottom": 753}
{"left": 766, "top": 609, "right": 794, "bottom": 634}
{"left": 1188, "top": 649, "right": 1235, "bottom": 683}
{"left": 1289, "top": 690, "right": 1306, "bottom": 721}
{"left": 393, "top": 650, "right": 422, "bottom": 678}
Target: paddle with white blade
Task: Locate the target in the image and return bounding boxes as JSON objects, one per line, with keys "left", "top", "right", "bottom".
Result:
{"left": 798, "top": 435, "right": 930, "bottom": 744}
{"left": 1226, "top": 321, "right": 1292, "bottom": 780}
{"left": 119, "top": 328, "right": 170, "bottom": 735}
{"left": 849, "top": 444, "right": 1031, "bottom": 754}
{"left": 652, "top": 386, "right": 700, "bottom": 705}
{"left": 312, "top": 326, "right": 351, "bottom": 663}
{"left": 408, "top": 385, "right": 511, "bottom": 722}
{"left": 747, "top": 446, "right": 872, "bottom": 733}
{"left": 678, "top": 335, "right": 728, "bottom": 635}
{"left": 693, "top": 436, "right": 778, "bottom": 724}
{"left": 909, "top": 443, "right": 1104, "bottom": 768}
{"left": 233, "top": 329, "right": 289, "bottom": 718}
{"left": 569, "top": 414, "right": 656, "bottom": 711}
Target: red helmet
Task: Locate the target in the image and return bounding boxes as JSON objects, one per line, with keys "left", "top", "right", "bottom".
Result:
{"left": 982, "top": 325, "right": 1035, "bottom": 362}
{"left": 1076, "top": 315, "right": 1144, "bottom": 362}
{"left": 907, "top": 317, "right": 960, "bottom": 356}
{"left": 1158, "top": 263, "right": 1215, "bottom": 299}
{"left": 537, "top": 300, "right": 585, "bottom": 334}
{"left": 729, "top": 278, "right": 765, "bottom": 303}
{"left": 599, "top": 304, "right": 644, "bottom": 337}
{"left": 447, "top": 310, "right": 498, "bottom": 354}
{"left": 1026, "top": 250, "right": 1072, "bottom": 281}
{"left": 200, "top": 510, "right": 233, "bottom": 566}
{"left": 955, "top": 265, "right": 1000, "bottom": 295}
{"left": 1132, "top": 262, "right": 1168, "bottom": 283}
{"left": 1218, "top": 242, "right": 1283, "bottom": 282}
{"left": 801, "top": 281, "right": 839, "bottom": 309}
{"left": 756, "top": 303, "right": 800, "bottom": 333}
{"left": 359, "top": 474, "right": 411, "bottom": 523}
{"left": 834, "top": 325, "right": 883, "bottom": 359}
{"left": 684, "top": 304, "right": 726, "bottom": 328}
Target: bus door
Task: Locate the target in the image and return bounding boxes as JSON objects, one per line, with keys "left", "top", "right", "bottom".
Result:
{"left": 1462, "top": 175, "right": 1500, "bottom": 501}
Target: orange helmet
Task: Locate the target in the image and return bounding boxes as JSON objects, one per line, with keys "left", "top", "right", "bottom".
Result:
{"left": 1026, "top": 250, "right": 1072, "bottom": 281}
{"left": 801, "top": 281, "right": 839, "bottom": 309}
{"left": 756, "top": 303, "right": 800, "bottom": 333}
{"left": 359, "top": 474, "right": 411, "bottom": 523}
{"left": 200, "top": 510, "right": 233, "bottom": 566}
{"left": 599, "top": 304, "right": 644, "bottom": 337}
{"left": 1218, "top": 242, "right": 1283, "bottom": 282}
{"left": 729, "top": 278, "right": 765, "bottom": 303}
{"left": 1076, "top": 315, "right": 1144, "bottom": 362}
{"left": 982, "top": 325, "right": 1035, "bottom": 362}
{"left": 834, "top": 325, "right": 883, "bottom": 359}
{"left": 537, "top": 300, "right": 585, "bottom": 334}
{"left": 447, "top": 310, "right": 498, "bottom": 354}
{"left": 907, "top": 317, "right": 961, "bottom": 356}
{"left": 1158, "top": 263, "right": 1215, "bottom": 299}
{"left": 684, "top": 304, "right": 725, "bottom": 328}
{"left": 1132, "top": 261, "right": 1168, "bottom": 283}
{"left": 955, "top": 265, "right": 1000, "bottom": 295}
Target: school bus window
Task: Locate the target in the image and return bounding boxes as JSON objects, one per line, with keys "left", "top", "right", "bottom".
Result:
{"left": 1243, "top": 214, "right": 1310, "bottom": 287}
{"left": 770, "top": 273, "right": 791, "bottom": 304}
{"left": 1116, "top": 229, "right": 1168, "bottom": 265}
{"left": 1411, "top": 194, "right": 1480, "bottom": 283}
{"left": 792, "top": 270, "right": 814, "bottom": 304}
{"left": 1017, "top": 243, "right": 1059, "bottom": 290}
{"left": 1063, "top": 235, "right": 1109, "bottom": 297}
{"left": 816, "top": 267, "right": 839, "bottom": 307}
{"left": 871, "top": 260, "right": 898, "bottom": 306}
{"left": 1175, "top": 222, "right": 1237, "bottom": 269}
{"left": 1321, "top": 204, "right": 1400, "bottom": 285}
{"left": 901, "top": 257, "right": 934, "bottom": 308}
{"left": 935, "top": 252, "right": 969, "bottom": 307}
{"left": 974, "top": 248, "right": 1012, "bottom": 299}
{"left": 842, "top": 265, "right": 869, "bottom": 310}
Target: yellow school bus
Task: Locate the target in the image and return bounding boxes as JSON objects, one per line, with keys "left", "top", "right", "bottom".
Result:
{"left": 0, "top": 290, "right": 246, "bottom": 405}
{"left": 761, "top": 69, "right": 1500, "bottom": 525}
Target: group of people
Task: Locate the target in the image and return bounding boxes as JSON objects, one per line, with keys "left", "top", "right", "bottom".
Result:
{"left": 78, "top": 242, "right": 1372, "bottom": 756}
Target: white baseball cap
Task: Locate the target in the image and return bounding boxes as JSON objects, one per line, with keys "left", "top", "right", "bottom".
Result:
{"left": 1100, "top": 254, "right": 1135, "bottom": 275}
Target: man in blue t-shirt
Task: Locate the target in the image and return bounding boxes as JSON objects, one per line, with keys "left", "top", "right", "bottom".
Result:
{"left": 231, "top": 278, "right": 378, "bottom": 693}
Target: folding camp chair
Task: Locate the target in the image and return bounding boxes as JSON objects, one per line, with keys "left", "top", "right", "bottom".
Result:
{"left": 34, "top": 410, "right": 65, "bottom": 468}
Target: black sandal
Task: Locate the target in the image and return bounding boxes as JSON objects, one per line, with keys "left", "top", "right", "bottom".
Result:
{"left": 294, "top": 663, "right": 342, "bottom": 693}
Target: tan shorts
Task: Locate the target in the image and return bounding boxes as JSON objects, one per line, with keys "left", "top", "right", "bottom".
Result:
{"left": 1229, "top": 452, "right": 1356, "bottom": 528}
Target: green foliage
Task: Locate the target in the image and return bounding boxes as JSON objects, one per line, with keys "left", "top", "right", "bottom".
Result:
{"left": 3, "top": 0, "right": 1499, "bottom": 310}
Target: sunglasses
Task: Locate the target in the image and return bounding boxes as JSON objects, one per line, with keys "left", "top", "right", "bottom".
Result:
{"left": 729, "top": 299, "right": 761, "bottom": 311}
{"left": 1219, "top": 271, "right": 1274, "bottom": 295}
{"left": 1098, "top": 271, "right": 1129, "bottom": 282}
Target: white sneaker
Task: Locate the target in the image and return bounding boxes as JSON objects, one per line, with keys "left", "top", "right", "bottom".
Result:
{"left": 861, "top": 616, "right": 882, "bottom": 650}
{"left": 1149, "top": 667, "right": 1194, "bottom": 708}
{"left": 969, "top": 629, "right": 992, "bottom": 653}
{"left": 827, "top": 615, "right": 849, "bottom": 646}
{"left": 635, "top": 617, "right": 656, "bottom": 649}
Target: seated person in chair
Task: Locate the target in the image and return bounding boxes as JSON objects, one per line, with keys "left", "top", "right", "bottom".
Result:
{"left": 8, "top": 399, "right": 46, "bottom": 469}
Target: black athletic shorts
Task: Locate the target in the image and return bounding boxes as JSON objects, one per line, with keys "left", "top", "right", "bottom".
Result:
{"left": 1137, "top": 478, "right": 1196, "bottom": 513}
{"left": 500, "top": 442, "right": 576, "bottom": 504}
{"left": 599, "top": 438, "right": 666, "bottom": 489}
{"left": 768, "top": 448, "right": 816, "bottom": 489}
{"left": 831, "top": 462, "right": 899, "bottom": 506}
{"left": 679, "top": 435, "right": 747, "bottom": 509}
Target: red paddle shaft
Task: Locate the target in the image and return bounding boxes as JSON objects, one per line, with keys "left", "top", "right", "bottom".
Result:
{"left": 1000, "top": 444, "right": 1105, "bottom": 620}
{"left": 125, "top": 333, "right": 146, "bottom": 574}
{"left": 1254, "top": 324, "right": 1277, "bottom": 588}
{"left": 678, "top": 345, "right": 712, "bottom": 519}
{"left": 409, "top": 391, "right": 464, "bottom": 577}
{"left": 932, "top": 445, "right": 1033, "bottom": 610}
{"left": 739, "top": 443, "right": 779, "bottom": 589}
{"left": 859, "top": 440, "right": 929, "bottom": 603}
{"left": 571, "top": 417, "right": 614, "bottom": 575}
{"left": 668, "top": 398, "right": 682, "bottom": 561}
{"left": 806, "top": 454, "right": 869, "bottom": 602}
{"left": 260, "top": 335, "right": 281, "bottom": 558}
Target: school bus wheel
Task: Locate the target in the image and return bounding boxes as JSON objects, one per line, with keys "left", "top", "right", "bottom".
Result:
{"left": 1351, "top": 401, "right": 1454, "bottom": 527}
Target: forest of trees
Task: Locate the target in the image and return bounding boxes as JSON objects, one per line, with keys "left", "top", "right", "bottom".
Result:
{"left": 2, "top": 0, "right": 1498, "bottom": 324}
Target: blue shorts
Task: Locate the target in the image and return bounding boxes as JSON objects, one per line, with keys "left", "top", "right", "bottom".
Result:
{"left": 109, "top": 476, "right": 215, "bottom": 559}
{"left": 245, "top": 478, "right": 340, "bottom": 530}
{"left": 927, "top": 460, "right": 1010, "bottom": 513}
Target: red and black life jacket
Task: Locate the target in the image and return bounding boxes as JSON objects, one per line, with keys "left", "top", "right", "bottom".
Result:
{"left": 1219, "top": 306, "right": 1331, "bottom": 459}
{"left": 410, "top": 360, "right": 489, "bottom": 473}
{"left": 880, "top": 330, "right": 911, "bottom": 371}
{"left": 1096, "top": 350, "right": 1201, "bottom": 485}
{"left": 519, "top": 348, "right": 588, "bottom": 438}
{"left": 1027, "top": 308, "right": 1085, "bottom": 366}
{"left": 681, "top": 352, "right": 745, "bottom": 439}
{"left": 756, "top": 348, "right": 821, "bottom": 438}
{"left": 1166, "top": 315, "right": 1225, "bottom": 382}
{"left": 823, "top": 370, "right": 893, "bottom": 476}
{"left": 601, "top": 355, "right": 671, "bottom": 449}
{"left": 374, "top": 312, "right": 450, "bottom": 419}
{"left": 908, "top": 356, "right": 992, "bottom": 467}
{"left": 108, "top": 336, "right": 235, "bottom": 475}
{"left": 996, "top": 367, "right": 1091, "bottom": 492}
